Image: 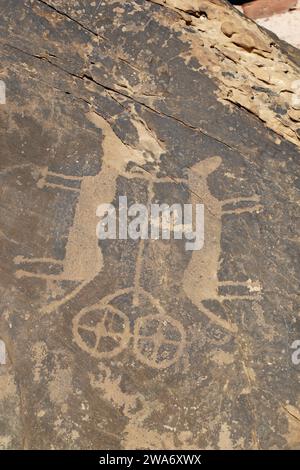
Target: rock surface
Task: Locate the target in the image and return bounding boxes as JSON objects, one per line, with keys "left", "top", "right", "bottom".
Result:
{"left": 0, "top": 0, "right": 299, "bottom": 449}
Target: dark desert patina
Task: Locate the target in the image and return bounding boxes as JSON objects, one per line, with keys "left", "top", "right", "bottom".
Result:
{"left": 0, "top": 0, "right": 299, "bottom": 449}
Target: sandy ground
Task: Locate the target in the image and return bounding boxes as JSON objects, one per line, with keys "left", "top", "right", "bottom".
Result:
{"left": 256, "top": 1, "right": 300, "bottom": 48}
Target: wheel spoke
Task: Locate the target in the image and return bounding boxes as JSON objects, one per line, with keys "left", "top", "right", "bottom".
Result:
{"left": 79, "top": 324, "right": 97, "bottom": 333}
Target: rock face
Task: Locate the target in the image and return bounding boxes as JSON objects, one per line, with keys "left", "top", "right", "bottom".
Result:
{"left": 0, "top": 0, "right": 299, "bottom": 450}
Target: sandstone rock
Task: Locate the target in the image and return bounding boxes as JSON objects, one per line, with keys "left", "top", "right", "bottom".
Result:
{"left": 0, "top": 0, "right": 299, "bottom": 451}
{"left": 288, "top": 108, "right": 300, "bottom": 121}
{"left": 221, "top": 20, "right": 237, "bottom": 37}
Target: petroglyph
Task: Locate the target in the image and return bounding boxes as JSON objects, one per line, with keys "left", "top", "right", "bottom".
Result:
{"left": 73, "top": 286, "right": 187, "bottom": 369}
{"left": 73, "top": 293, "right": 131, "bottom": 360}
{"left": 89, "top": 363, "right": 199, "bottom": 449}
{"left": 15, "top": 110, "right": 263, "bottom": 363}
{"left": 183, "top": 157, "right": 262, "bottom": 334}
{"left": 1, "top": 0, "right": 299, "bottom": 450}
{"left": 89, "top": 364, "right": 149, "bottom": 418}
{"left": 14, "top": 110, "right": 165, "bottom": 312}
{"left": 71, "top": 146, "right": 262, "bottom": 367}
{"left": 133, "top": 313, "right": 186, "bottom": 369}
